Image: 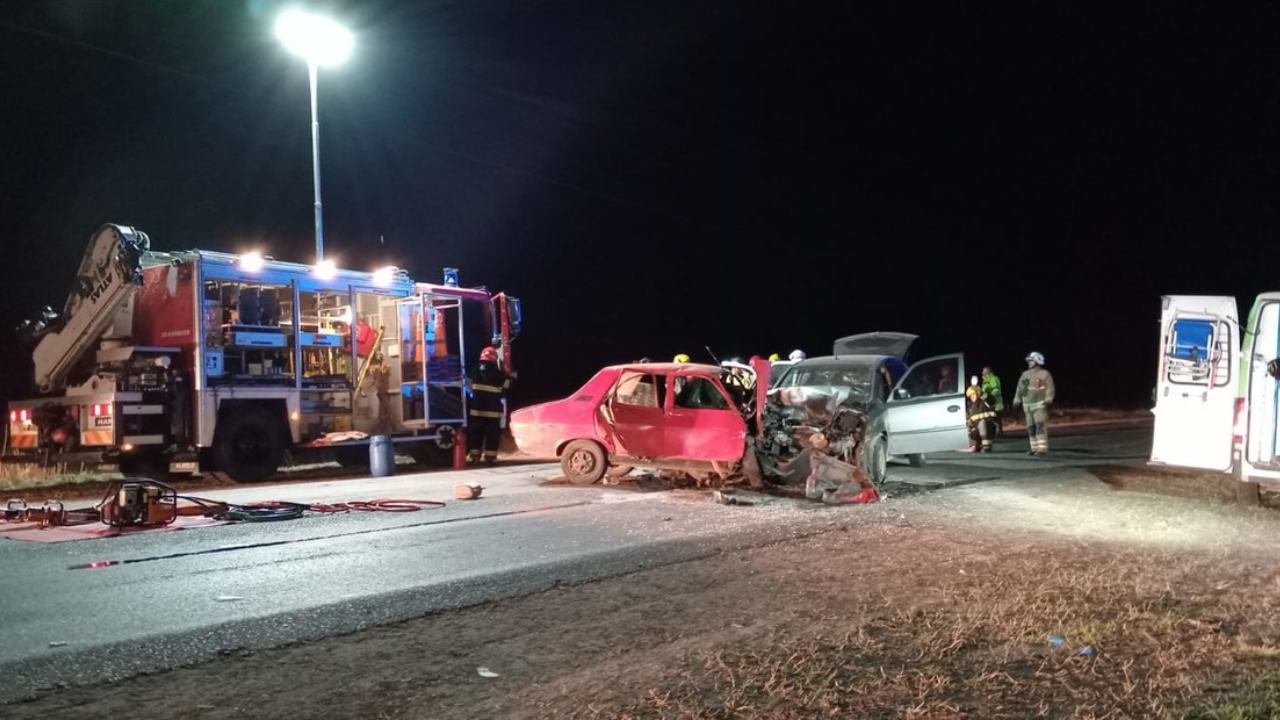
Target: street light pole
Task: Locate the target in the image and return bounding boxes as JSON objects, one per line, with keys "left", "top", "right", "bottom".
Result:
{"left": 307, "top": 59, "right": 324, "bottom": 263}
{"left": 275, "top": 9, "right": 352, "bottom": 264}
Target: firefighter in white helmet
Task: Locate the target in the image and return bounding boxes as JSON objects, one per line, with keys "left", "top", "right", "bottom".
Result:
{"left": 1012, "top": 351, "right": 1055, "bottom": 455}
{"left": 789, "top": 349, "right": 806, "bottom": 362}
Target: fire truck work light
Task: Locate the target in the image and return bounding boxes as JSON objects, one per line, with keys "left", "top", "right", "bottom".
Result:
{"left": 19, "top": 409, "right": 30, "bottom": 423}
{"left": 8, "top": 410, "right": 15, "bottom": 423}
{"left": 239, "top": 251, "right": 265, "bottom": 272}
{"left": 373, "top": 266, "right": 397, "bottom": 286}
{"left": 315, "top": 259, "right": 337, "bottom": 280}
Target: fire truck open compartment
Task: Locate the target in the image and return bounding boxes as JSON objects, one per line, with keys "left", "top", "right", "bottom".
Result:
{"left": 7, "top": 224, "right": 521, "bottom": 483}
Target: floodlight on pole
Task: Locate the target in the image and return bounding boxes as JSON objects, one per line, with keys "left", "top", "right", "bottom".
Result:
{"left": 274, "top": 9, "right": 353, "bottom": 263}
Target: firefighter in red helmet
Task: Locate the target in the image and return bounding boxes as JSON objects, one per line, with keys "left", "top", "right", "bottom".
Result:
{"left": 466, "top": 345, "right": 516, "bottom": 465}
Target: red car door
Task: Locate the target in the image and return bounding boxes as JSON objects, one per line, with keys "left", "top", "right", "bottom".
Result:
{"left": 662, "top": 373, "right": 747, "bottom": 461}
{"left": 605, "top": 371, "right": 667, "bottom": 458}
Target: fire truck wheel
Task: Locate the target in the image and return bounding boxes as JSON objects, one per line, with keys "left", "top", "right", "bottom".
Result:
{"left": 334, "top": 445, "right": 369, "bottom": 468}
{"left": 119, "top": 452, "right": 170, "bottom": 478}
{"left": 560, "top": 440, "right": 606, "bottom": 485}
{"left": 214, "top": 405, "right": 285, "bottom": 483}
{"left": 406, "top": 442, "right": 452, "bottom": 467}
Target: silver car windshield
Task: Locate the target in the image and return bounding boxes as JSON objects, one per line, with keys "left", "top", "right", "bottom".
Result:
{"left": 773, "top": 361, "right": 876, "bottom": 403}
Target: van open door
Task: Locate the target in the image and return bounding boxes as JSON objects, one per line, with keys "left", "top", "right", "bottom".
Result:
{"left": 1150, "top": 295, "right": 1238, "bottom": 471}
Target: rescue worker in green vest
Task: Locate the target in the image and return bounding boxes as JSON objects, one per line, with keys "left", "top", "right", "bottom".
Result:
{"left": 980, "top": 365, "right": 1004, "bottom": 436}
{"left": 466, "top": 346, "right": 516, "bottom": 465}
{"left": 964, "top": 376, "right": 998, "bottom": 452}
{"left": 1013, "top": 351, "right": 1055, "bottom": 455}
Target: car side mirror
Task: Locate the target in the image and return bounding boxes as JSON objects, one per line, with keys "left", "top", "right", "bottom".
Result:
{"left": 894, "top": 388, "right": 909, "bottom": 400}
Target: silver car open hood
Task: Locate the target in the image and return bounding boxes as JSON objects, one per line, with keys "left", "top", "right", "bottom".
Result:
{"left": 832, "top": 332, "right": 918, "bottom": 360}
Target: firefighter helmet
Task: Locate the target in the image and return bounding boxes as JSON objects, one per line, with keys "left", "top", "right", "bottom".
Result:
{"left": 480, "top": 346, "right": 499, "bottom": 363}
{"left": 1025, "top": 351, "right": 1045, "bottom": 365}
{"left": 789, "top": 349, "right": 806, "bottom": 362}
{"left": 768, "top": 353, "right": 781, "bottom": 362}
{"left": 673, "top": 353, "right": 690, "bottom": 363}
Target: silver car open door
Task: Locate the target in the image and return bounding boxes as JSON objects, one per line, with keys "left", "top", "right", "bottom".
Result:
{"left": 885, "top": 353, "right": 968, "bottom": 455}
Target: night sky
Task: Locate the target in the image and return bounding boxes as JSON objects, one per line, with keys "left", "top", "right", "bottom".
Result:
{"left": 2, "top": 1, "right": 1279, "bottom": 410}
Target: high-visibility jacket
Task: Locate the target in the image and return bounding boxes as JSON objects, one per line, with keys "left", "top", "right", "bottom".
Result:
{"left": 981, "top": 373, "right": 1004, "bottom": 411}
{"left": 469, "top": 362, "right": 515, "bottom": 418}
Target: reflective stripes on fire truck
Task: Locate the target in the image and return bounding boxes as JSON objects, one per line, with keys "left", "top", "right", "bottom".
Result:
{"left": 81, "top": 430, "right": 113, "bottom": 445}
{"left": 9, "top": 433, "right": 37, "bottom": 448}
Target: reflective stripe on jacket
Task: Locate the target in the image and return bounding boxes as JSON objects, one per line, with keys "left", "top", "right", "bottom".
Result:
{"left": 470, "top": 362, "right": 514, "bottom": 417}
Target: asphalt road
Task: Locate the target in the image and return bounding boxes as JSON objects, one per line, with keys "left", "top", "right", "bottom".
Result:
{"left": 0, "top": 422, "right": 1153, "bottom": 703}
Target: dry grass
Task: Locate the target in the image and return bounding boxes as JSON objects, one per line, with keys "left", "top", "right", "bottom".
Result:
{"left": 592, "top": 551, "right": 1280, "bottom": 720}
{"left": 0, "top": 462, "right": 98, "bottom": 492}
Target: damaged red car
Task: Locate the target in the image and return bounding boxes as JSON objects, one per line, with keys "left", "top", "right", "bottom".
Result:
{"left": 510, "top": 362, "right": 762, "bottom": 484}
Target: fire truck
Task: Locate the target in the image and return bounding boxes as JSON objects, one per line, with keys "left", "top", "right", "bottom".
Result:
{"left": 5, "top": 224, "right": 521, "bottom": 482}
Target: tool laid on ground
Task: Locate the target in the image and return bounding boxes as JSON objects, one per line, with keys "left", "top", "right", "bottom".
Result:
{"left": 1, "top": 477, "right": 452, "bottom": 537}
{"left": 453, "top": 482, "right": 483, "bottom": 500}
{"left": 100, "top": 479, "right": 178, "bottom": 527}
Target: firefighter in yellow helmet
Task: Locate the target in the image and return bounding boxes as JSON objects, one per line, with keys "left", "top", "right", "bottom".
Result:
{"left": 964, "top": 376, "right": 998, "bottom": 453}
{"left": 673, "top": 353, "right": 690, "bottom": 363}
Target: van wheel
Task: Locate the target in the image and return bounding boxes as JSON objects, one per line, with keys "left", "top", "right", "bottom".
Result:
{"left": 213, "top": 405, "right": 284, "bottom": 482}
{"left": 863, "top": 435, "right": 887, "bottom": 485}
{"left": 1237, "top": 480, "right": 1261, "bottom": 507}
{"left": 561, "top": 440, "right": 607, "bottom": 485}
{"left": 907, "top": 453, "right": 927, "bottom": 468}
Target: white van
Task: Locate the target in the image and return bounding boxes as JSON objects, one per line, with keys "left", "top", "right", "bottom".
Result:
{"left": 1151, "top": 294, "right": 1280, "bottom": 503}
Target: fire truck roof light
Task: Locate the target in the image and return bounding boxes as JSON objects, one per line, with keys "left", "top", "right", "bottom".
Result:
{"left": 373, "top": 266, "right": 397, "bottom": 286}
{"left": 315, "top": 259, "right": 337, "bottom": 281}
{"left": 239, "top": 251, "right": 265, "bottom": 272}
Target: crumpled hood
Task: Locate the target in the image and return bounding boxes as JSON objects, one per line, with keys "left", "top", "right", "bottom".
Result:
{"left": 770, "top": 385, "right": 867, "bottom": 418}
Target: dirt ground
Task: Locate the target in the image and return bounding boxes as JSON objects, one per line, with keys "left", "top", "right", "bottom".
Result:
{"left": 7, "top": 465, "right": 1280, "bottom": 719}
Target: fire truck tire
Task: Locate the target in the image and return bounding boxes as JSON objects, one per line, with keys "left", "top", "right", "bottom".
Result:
{"left": 119, "top": 452, "right": 170, "bottom": 478}
{"left": 406, "top": 442, "right": 452, "bottom": 467}
{"left": 334, "top": 445, "right": 368, "bottom": 468}
{"left": 213, "top": 405, "right": 285, "bottom": 483}
{"left": 561, "top": 440, "right": 606, "bottom": 485}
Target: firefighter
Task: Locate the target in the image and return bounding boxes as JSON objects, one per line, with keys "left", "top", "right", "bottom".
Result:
{"left": 981, "top": 365, "right": 1004, "bottom": 436}
{"left": 964, "top": 376, "right": 998, "bottom": 453}
{"left": 789, "top": 349, "right": 806, "bottom": 362}
{"left": 673, "top": 353, "right": 690, "bottom": 363}
{"left": 1013, "top": 351, "right": 1056, "bottom": 455}
{"left": 768, "top": 353, "right": 781, "bottom": 363}
{"left": 466, "top": 346, "right": 516, "bottom": 465}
